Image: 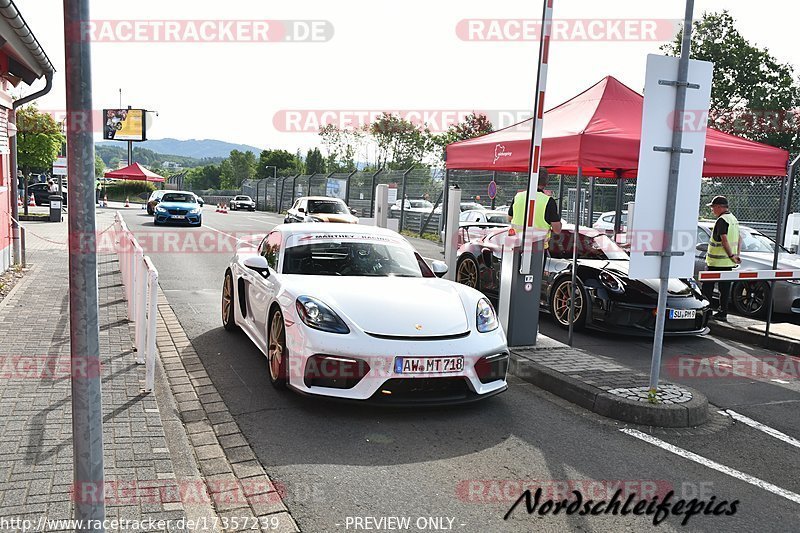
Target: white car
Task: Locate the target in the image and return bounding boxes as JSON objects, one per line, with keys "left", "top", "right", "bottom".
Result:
{"left": 593, "top": 210, "right": 628, "bottom": 232}
{"left": 221, "top": 223, "right": 509, "bottom": 404}
{"left": 230, "top": 195, "right": 256, "bottom": 211}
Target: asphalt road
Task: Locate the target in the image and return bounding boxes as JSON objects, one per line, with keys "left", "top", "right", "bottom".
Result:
{"left": 122, "top": 207, "right": 800, "bottom": 533}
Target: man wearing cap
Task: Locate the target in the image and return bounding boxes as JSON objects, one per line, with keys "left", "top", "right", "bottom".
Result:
{"left": 701, "top": 195, "right": 742, "bottom": 321}
{"left": 508, "top": 169, "right": 562, "bottom": 243}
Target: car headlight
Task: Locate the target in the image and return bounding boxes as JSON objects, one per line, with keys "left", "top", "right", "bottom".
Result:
{"left": 295, "top": 296, "right": 350, "bottom": 334}
{"left": 155, "top": 206, "right": 166, "bottom": 213}
{"left": 599, "top": 271, "right": 625, "bottom": 294}
{"left": 476, "top": 298, "right": 499, "bottom": 332}
{"left": 189, "top": 207, "right": 200, "bottom": 214}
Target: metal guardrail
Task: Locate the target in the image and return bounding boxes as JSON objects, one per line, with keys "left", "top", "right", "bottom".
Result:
{"left": 114, "top": 212, "right": 159, "bottom": 392}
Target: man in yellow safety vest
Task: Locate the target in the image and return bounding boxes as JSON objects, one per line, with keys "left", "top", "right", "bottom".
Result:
{"left": 508, "top": 169, "right": 562, "bottom": 247}
{"left": 701, "top": 195, "right": 742, "bottom": 321}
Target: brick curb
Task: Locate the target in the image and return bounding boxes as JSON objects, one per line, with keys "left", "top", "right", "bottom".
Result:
{"left": 510, "top": 347, "right": 709, "bottom": 428}
{"left": 155, "top": 288, "right": 300, "bottom": 532}
{"left": 709, "top": 321, "right": 800, "bottom": 355}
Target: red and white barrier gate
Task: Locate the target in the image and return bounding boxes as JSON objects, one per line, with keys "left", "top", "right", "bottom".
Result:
{"left": 698, "top": 269, "right": 800, "bottom": 282}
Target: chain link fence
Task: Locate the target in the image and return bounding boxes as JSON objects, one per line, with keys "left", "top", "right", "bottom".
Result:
{"left": 186, "top": 163, "right": 798, "bottom": 243}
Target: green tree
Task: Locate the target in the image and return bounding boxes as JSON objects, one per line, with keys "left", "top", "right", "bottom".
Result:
{"left": 432, "top": 112, "right": 494, "bottom": 161}
{"left": 256, "top": 149, "right": 301, "bottom": 178}
{"left": 319, "top": 124, "right": 365, "bottom": 171}
{"left": 220, "top": 150, "right": 256, "bottom": 188}
{"left": 94, "top": 153, "right": 105, "bottom": 179}
{"left": 662, "top": 11, "right": 800, "bottom": 152}
{"left": 185, "top": 164, "right": 222, "bottom": 190}
{"left": 370, "top": 113, "right": 434, "bottom": 169}
{"left": 16, "top": 105, "right": 64, "bottom": 176}
{"left": 305, "top": 147, "right": 326, "bottom": 174}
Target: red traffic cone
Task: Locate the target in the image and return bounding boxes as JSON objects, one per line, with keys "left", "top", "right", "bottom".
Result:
{"left": 124, "top": 197, "right": 130, "bottom": 207}
{"left": 28, "top": 194, "right": 35, "bottom": 206}
{"left": 18, "top": 196, "right": 23, "bottom": 207}
{"left": 221, "top": 203, "right": 228, "bottom": 214}
{"left": 103, "top": 195, "right": 108, "bottom": 208}
{"left": 215, "top": 203, "right": 221, "bottom": 212}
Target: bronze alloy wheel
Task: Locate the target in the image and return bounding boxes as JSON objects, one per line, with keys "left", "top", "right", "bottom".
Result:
{"left": 222, "top": 271, "right": 239, "bottom": 332}
{"left": 268, "top": 309, "right": 288, "bottom": 388}
{"left": 551, "top": 278, "right": 585, "bottom": 329}
{"left": 456, "top": 257, "right": 479, "bottom": 289}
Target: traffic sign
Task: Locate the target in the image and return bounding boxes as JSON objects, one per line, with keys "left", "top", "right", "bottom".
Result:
{"left": 53, "top": 156, "right": 67, "bottom": 176}
{"left": 487, "top": 180, "right": 497, "bottom": 200}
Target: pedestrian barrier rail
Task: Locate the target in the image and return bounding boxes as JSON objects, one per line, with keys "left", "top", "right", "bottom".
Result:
{"left": 113, "top": 212, "right": 159, "bottom": 392}
{"left": 698, "top": 269, "right": 800, "bottom": 281}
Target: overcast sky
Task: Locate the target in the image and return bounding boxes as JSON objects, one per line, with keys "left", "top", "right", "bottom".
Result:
{"left": 14, "top": 0, "right": 800, "bottom": 156}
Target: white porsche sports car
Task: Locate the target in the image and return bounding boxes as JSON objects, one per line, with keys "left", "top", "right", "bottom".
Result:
{"left": 222, "top": 223, "right": 509, "bottom": 404}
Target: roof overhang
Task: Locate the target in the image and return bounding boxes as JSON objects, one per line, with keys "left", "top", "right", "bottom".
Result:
{"left": 0, "top": 0, "right": 54, "bottom": 82}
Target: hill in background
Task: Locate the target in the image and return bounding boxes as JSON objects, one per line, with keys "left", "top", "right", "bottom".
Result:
{"left": 96, "top": 138, "right": 265, "bottom": 160}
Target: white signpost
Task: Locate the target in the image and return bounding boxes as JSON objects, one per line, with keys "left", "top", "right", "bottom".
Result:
{"left": 630, "top": 54, "right": 713, "bottom": 280}
{"left": 53, "top": 156, "right": 68, "bottom": 176}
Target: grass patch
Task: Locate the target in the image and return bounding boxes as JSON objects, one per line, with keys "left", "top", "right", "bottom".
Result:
{"left": 400, "top": 230, "right": 440, "bottom": 243}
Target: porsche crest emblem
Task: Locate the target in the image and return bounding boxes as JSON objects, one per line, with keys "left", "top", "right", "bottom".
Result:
{"left": 415, "top": 324, "right": 423, "bottom": 331}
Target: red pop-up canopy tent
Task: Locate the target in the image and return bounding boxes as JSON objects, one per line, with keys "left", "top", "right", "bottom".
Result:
{"left": 104, "top": 162, "right": 165, "bottom": 182}
{"left": 446, "top": 76, "right": 790, "bottom": 177}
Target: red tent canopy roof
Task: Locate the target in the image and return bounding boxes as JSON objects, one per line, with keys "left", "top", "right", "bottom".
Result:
{"left": 104, "top": 162, "right": 165, "bottom": 182}
{"left": 446, "top": 76, "right": 789, "bottom": 177}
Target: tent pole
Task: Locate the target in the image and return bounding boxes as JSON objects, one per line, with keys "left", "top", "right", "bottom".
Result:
{"left": 568, "top": 167, "right": 582, "bottom": 346}
{"left": 587, "top": 177, "right": 595, "bottom": 226}
{"left": 558, "top": 174, "right": 564, "bottom": 214}
{"left": 614, "top": 173, "right": 624, "bottom": 235}
{"left": 764, "top": 173, "right": 789, "bottom": 340}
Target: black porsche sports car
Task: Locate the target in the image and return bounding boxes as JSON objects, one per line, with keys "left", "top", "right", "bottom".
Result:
{"left": 455, "top": 226, "right": 711, "bottom": 336}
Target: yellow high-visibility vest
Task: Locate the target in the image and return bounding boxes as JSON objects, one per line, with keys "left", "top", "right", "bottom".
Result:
{"left": 511, "top": 190, "right": 551, "bottom": 230}
{"left": 706, "top": 213, "right": 739, "bottom": 267}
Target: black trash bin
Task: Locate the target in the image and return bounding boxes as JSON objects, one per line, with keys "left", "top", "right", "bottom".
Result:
{"left": 48, "top": 194, "right": 63, "bottom": 222}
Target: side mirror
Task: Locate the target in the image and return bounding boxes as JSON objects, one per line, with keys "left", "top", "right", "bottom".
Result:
{"left": 481, "top": 248, "right": 493, "bottom": 265}
{"left": 243, "top": 255, "right": 270, "bottom": 277}
{"left": 350, "top": 208, "right": 358, "bottom": 216}
{"left": 298, "top": 207, "right": 305, "bottom": 213}
{"left": 696, "top": 243, "right": 708, "bottom": 253}
{"left": 431, "top": 260, "right": 448, "bottom": 278}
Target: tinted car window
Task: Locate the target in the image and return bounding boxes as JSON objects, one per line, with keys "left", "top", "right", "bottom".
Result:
{"left": 261, "top": 232, "right": 281, "bottom": 269}
{"left": 308, "top": 199, "right": 348, "bottom": 214}
{"left": 161, "top": 193, "right": 196, "bottom": 203}
{"left": 283, "top": 241, "right": 423, "bottom": 277}
{"left": 548, "top": 231, "right": 628, "bottom": 260}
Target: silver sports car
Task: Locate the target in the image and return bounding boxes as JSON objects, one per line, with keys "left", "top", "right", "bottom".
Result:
{"left": 695, "top": 222, "right": 800, "bottom": 317}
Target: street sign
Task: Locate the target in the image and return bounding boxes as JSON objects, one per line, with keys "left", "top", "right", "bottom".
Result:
{"left": 487, "top": 180, "right": 497, "bottom": 200}
{"left": 53, "top": 156, "right": 67, "bottom": 176}
{"left": 629, "top": 54, "right": 713, "bottom": 280}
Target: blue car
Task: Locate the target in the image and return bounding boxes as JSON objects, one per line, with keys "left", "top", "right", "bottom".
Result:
{"left": 153, "top": 191, "right": 202, "bottom": 226}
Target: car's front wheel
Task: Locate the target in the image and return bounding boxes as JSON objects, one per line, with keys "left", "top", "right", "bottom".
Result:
{"left": 222, "top": 270, "right": 239, "bottom": 332}
{"left": 455, "top": 256, "right": 480, "bottom": 291}
{"left": 550, "top": 277, "right": 587, "bottom": 329}
{"left": 268, "top": 308, "right": 288, "bottom": 389}
{"left": 731, "top": 280, "right": 770, "bottom": 318}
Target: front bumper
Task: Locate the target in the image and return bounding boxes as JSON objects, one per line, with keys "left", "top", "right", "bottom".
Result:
{"left": 284, "top": 324, "right": 509, "bottom": 403}
{"left": 589, "top": 297, "right": 711, "bottom": 337}
{"left": 154, "top": 211, "right": 202, "bottom": 225}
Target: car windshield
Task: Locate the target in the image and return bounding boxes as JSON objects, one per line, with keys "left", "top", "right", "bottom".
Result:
{"left": 548, "top": 231, "right": 629, "bottom": 261}
{"left": 410, "top": 200, "right": 433, "bottom": 209}
{"left": 486, "top": 213, "right": 509, "bottom": 223}
{"left": 236, "top": 196, "right": 251, "bottom": 201}
{"left": 283, "top": 241, "right": 424, "bottom": 277}
{"left": 308, "top": 199, "right": 349, "bottom": 214}
{"left": 740, "top": 228, "right": 787, "bottom": 253}
{"left": 161, "top": 193, "right": 196, "bottom": 204}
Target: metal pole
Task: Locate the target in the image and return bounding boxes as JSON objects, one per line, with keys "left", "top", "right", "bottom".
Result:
{"left": 567, "top": 168, "right": 582, "bottom": 346}
{"left": 764, "top": 173, "right": 789, "bottom": 340}
{"left": 648, "top": 0, "right": 694, "bottom": 395}
{"left": 781, "top": 155, "right": 799, "bottom": 246}
{"left": 614, "top": 174, "right": 624, "bottom": 235}
{"left": 10, "top": 126, "right": 21, "bottom": 263}
{"left": 587, "top": 177, "right": 595, "bottom": 226}
{"left": 64, "top": 0, "right": 105, "bottom": 526}
{"left": 292, "top": 174, "right": 299, "bottom": 205}
{"left": 398, "top": 167, "right": 413, "bottom": 232}
{"left": 558, "top": 174, "right": 564, "bottom": 214}
{"left": 491, "top": 171, "right": 497, "bottom": 209}
{"left": 255, "top": 180, "right": 260, "bottom": 210}
{"left": 275, "top": 175, "right": 281, "bottom": 213}
{"left": 369, "top": 168, "right": 384, "bottom": 217}
{"left": 308, "top": 173, "right": 314, "bottom": 196}
{"left": 345, "top": 169, "right": 357, "bottom": 207}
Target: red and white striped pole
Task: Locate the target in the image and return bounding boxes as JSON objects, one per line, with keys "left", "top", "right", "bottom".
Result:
{"left": 698, "top": 269, "right": 800, "bottom": 282}
{"left": 521, "top": 0, "right": 554, "bottom": 275}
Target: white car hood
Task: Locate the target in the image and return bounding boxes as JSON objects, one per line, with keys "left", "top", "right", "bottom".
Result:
{"left": 743, "top": 252, "right": 800, "bottom": 271}
{"left": 284, "top": 275, "right": 470, "bottom": 336}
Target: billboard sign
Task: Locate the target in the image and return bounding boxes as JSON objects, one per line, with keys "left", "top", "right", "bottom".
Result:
{"left": 103, "top": 109, "right": 146, "bottom": 141}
